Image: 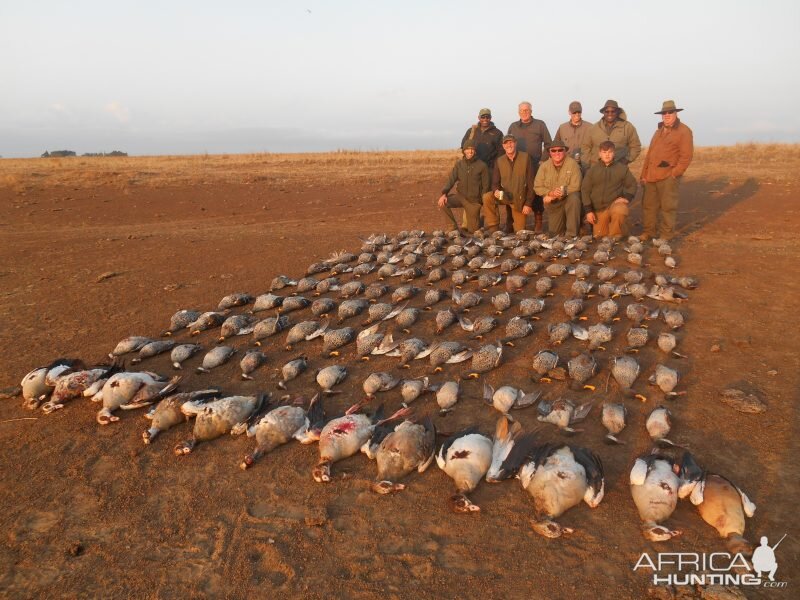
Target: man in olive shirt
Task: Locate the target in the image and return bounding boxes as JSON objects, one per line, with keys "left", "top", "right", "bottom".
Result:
{"left": 438, "top": 139, "right": 490, "bottom": 233}
{"left": 533, "top": 139, "right": 582, "bottom": 237}
{"left": 508, "top": 101, "right": 552, "bottom": 232}
{"left": 556, "top": 101, "right": 591, "bottom": 172}
{"left": 581, "top": 99, "right": 642, "bottom": 170}
{"left": 484, "top": 134, "right": 535, "bottom": 233}
{"left": 581, "top": 141, "right": 637, "bottom": 239}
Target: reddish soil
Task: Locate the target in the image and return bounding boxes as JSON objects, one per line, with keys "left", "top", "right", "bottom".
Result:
{"left": 0, "top": 158, "right": 798, "bottom": 599}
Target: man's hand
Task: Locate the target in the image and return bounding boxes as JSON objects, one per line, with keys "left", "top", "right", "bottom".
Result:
{"left": 522, "top": 206, "right": 533, "bottom": 215}
{"left": 543, "top": 195, "right": 553, "bottom": 205}
{"left": 551, "top": 187, "right": 564, "bottom": 199}
{"left": 437, "top": 194, "right": 448, "bottom": 208}
{"left": 494, "top": 190, "right": 503, "bottom": 200}
{"left": 612, "top": 197, "right": 629, "bottom": 205}
{"left": 585, "top": 211, "right": 597, "bottom": 225}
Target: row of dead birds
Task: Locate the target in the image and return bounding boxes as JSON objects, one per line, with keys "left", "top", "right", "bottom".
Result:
{"left": 13, "top": 230, "right": 759, "bottom": 554}
{"left": 15, "top": 359, "right": 755, "bottom": 552}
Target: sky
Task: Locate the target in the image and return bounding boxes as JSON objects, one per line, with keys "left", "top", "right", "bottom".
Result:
{"left": 1, "top": 0, "right": 799, "bottom": 157}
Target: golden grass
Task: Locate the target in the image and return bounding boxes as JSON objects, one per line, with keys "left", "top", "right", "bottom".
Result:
{"left": 1, "top": 144, "right": 797, "bottom": 192}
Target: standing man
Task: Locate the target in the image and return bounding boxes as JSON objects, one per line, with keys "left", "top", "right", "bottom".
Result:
{"left": 581, "top": 99, "right": 642, "bottom": 171}
{"left": 437, "top": 139, "right": 489, "bottom": 234}
{"left": 508, "top": 101, "right": 552, "bottom": 232}
{"left": 640, "top": 100, "right": 694, "bottom": 241}
{"left": 462, "top": 108, "right": 503, "bottom": 229}
{"left": 533, "top": 139, "right": 582, "bottom": 237}
{"left": 462, "top": 108, "right": 503, "bottom": 178}
{"left": 581, "top": 141, "right": 637, "bottom": 239}
{"left": 556, "top": 101, "right": 592, "bottom": 172}
{"left": 483, "top": 134, "right": 535, "bottom": 233}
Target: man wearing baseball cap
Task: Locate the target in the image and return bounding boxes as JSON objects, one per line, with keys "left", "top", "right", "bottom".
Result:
{"left": 639, "top": 100, "right": 694, "bottom": 240}
{"left": 580, "top": 99, "right": 642, "bottom": 170}
{"left": 556, "top": 101, "right": 592, "bottom": 171}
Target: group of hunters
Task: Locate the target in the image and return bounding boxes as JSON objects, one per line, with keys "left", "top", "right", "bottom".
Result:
{"left": 438, "top": 99, "right": 694, "bottom": 241}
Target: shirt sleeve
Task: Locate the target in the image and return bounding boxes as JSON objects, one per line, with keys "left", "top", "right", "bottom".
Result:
{"left": 627, "top": 123, "right": 642, "bottom": 163}
{"left": 673, "top": 127, "right": 694, "bottom": 177}
{"left": 533, "top": 162, "right": 549, "bottom": 196}
{"left": 442, "top": 162, "right": 459, "bottom": 195}
{"left": 581, "top": 166, "right": 594, "bottom": 209}
{"left": 541, "top": 122, "right": 553, "bottom": 162}
{"left": 525, "top": 154, "right": 536, "bottom": 206}
{"left": 622, "top": 167, "right": 637, "bottom": 200}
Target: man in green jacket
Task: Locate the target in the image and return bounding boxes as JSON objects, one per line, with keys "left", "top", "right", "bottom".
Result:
{"left": 438, "top": 139, "right": 490, "bottom": 233}
{"left": 581, "top": 141, "right": 638, "bottom": 239}
{"left": 581, "top": 99, "right": 642, "bottom": 170}
{"left": 533, "top": 138, "right": 582, "bottom": 237}
{"left": 484, "top": 134, "right": 535, "bottom": 233}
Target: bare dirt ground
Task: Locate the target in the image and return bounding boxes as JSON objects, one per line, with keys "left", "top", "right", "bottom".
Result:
{"left": 0, "top": 147, "right": 798, "bottom": 599}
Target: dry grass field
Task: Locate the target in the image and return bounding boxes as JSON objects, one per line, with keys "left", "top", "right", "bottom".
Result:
{"left": 0, "top": 145, "right": 798, "bottom": 599}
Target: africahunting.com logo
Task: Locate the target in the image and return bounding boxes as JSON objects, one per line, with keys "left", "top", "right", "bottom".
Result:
{"left": 633, "top": 534, "right": 788, "bottom": 588}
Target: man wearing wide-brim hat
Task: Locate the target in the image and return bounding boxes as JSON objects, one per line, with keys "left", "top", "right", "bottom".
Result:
{"left": 580, "top": 99, "right": 642, "bottom": 170}
{"left": 639, "top": 100, "right": 694, "bottom": 241}
{"left": 533, "top": 138, "right": 583, "bottom": 237}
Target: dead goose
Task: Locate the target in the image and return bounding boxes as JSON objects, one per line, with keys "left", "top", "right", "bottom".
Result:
{"left": 662, "top": 309, "right": 685, "bottom": 330}
{"left": 501, "top": 439, "right": 605, "bottom": 537}
{"left": 252, "top": 293, "right": 284, "bottom": 313}
{"left": 196, "top": 345, "right": 236, "bottom": 373}
{"left": 423, "top": 288, "right": 448, "bottom": 309}
{"left": 97, "top": 372, "right": 181, "bottom": 425}
{"left": 285, "top": 320, "right": 328, "bottom": 351}
{"left": 161, "top": 309, "right": 202, "bottom": 336}
{"left": 321, "top": 327, "right": 356, "bottom": 357}
{"left": 40, "top": 363, "right": 120, "bottom": 414}
{"left": 601, "top": 402, "right": 627, "bottom": 444}
{"left": 20, "top": 358, "right": 82, "bottom": 409}
{"left": 176, "top": 392, "right": 268, "bottom": 455}
{"left": 372, "top": 417, "right": 436, "bottom": 494}
{"left": 240, "top": 394, "right": 325, "bottom": 469}
{"left": 429, "top": 341, "right": 472, "bottom": 373}
{"left": 187, "top": 312, "right": 226, "bottom": 336}
{"left": 270, "top": 275, "right": 297, "bottom": 291}
{"left": 363, "top": 372, "right": 401, "bottom": 398}
{"left": 649, "top": 364, "right": 684, "bottom": 398}
{"left": 355, "top": 324, "right": 397, "bottom": 361}
{"left": 339, "top": 280, "right": 365, "bottom": 299}
{"left": 657, "top": 332, "right": 686, "bottom": 358}
{"left": 483, "top": 383, "right": 541, "bottom": 417}
{"left": 385, "top": 337, "right": 429, "bottom": 368}
{"left": 129, "top": 340, "right": 176, "bottom": 364}
{"left": 218, "top": 314, "right": 258, "bottom": 342}
{"left": 625, "top": 327, "right": 649, "bottom": 352}
{"left": 142, "top": 388, "right": 220, "bottom": 444}
{"left": 394, "top": 307, "right": 421, "bottom": 333}
{"left": 170, "top": 343, "right": 202, "bottom": 370}
{"left": 567, "top": 352, "right": 597, "bottom": 391}
{"left": 240, "top": 350, "right": 268, "bottom": 380}
{"left": 364, "top": 283, "right": 390, "bottom": 301}
{"left": 338, "top": 299, "right": 370, "bottom": 323}
{"left": 531, "top": 350, "right": 560, "bottom": 383}
{"left": 465, "top": 342, "right": 503, "bottom": 379}
{"left": 399, "top": 377, "right": 437, "bottom": 405}
{"left": 277, "top": 355, "right": 308, "bottom": 390}
{"left": 311, "top": 298, "right": 336, "bottom": 318}
{"left": 436, "top": 426, "right": 493, "bottom": 513}
{"left": 492, "top": 292, "right": 512, "bottom": 313}
{"left": 537, "top": 398, "right": 593, "bottom": 434}
{"left": 312, "top": 402, "right": 411, "bottom": 483}
{"left": 612, "top": 355, "right": 646, "bottom": 401}
{"left": 391, "top": 285, "right": 420, "bottom": 304}
{"left": 504, "top": 316, "right": 533, "bottom": 345}
{"left": 218, "top": 292, "right": 254, "bottom": 310}
{"left": 679, "top": 456, "right": 756, "bottom": 556}
{"left": 253, "top": 315, "right": 289, "bottom": 346}
{"left": 458, "top": 315, "right": 498, "bottom": 340}
{"left": 362, "top": 302, "right": 402, "bottom": 325}
{"left": 315, "top": 277, "right": 340, "bottom": 295}
{"left": 295, "top": 277, "right": 320, "bottom": 294}
{"left": 279, "top": 296, "right": 311, "bottom": 315}
{"left": 646, "top": 405, "right": 678, "bottom": 447}
{"left": 534, "top": 276, "right": 554, "bottom": 297}
{"left": 630, "top": 450, "right": 685, "bottom": 541}
{"left": 316, "top": 365, "right": 347, "bottom": 394}
{"left": 110, "top": 336, "right": 155, "bottom": 357}
{"left": 434, "top": 308, "right": 458, "bottom": 334}
{"left": 519, "top": 298, "right": 545, "bottom": 318}
{"left": 548, "top": 322, "right": 572, "bottom": 345}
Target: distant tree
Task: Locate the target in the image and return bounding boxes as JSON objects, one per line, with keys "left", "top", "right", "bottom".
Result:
{"left": 41, "top": 151, "right": 50, "bottom": 158}
{"left": 47, "top": 150, "right": 77, "bottom": 157}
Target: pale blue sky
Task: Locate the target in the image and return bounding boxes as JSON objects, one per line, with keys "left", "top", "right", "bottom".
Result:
{"left": 1, "top": 0, "right": 798, "bottom": 157}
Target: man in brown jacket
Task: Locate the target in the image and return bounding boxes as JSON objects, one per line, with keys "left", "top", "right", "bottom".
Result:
{"left": 640, "top": 100, "right": 694, "bottom": 240}
{"left": 508, "top": 101, "right": 552, "bottom": 232}
{"left": 484, "top": 134, "right": 535, "bottom": 233}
